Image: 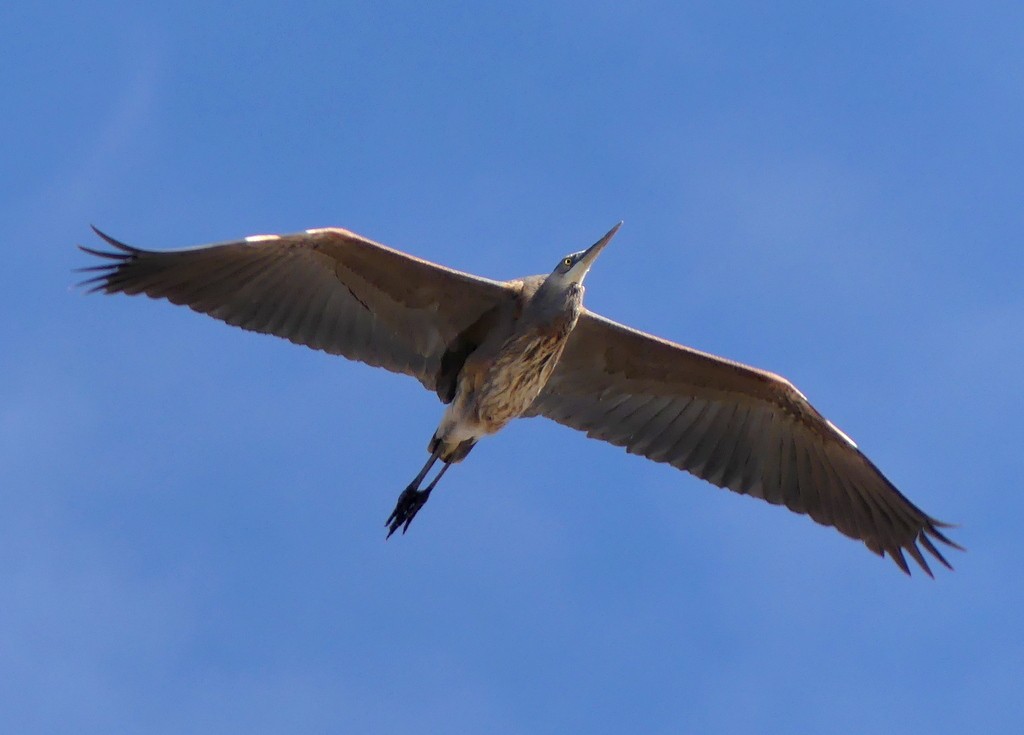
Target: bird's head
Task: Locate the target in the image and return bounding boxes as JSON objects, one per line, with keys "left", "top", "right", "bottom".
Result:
{"left": 546, "top": 222, "right": 621, "bottom": 289}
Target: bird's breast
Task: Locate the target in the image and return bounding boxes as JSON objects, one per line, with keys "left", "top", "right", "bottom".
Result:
{"left": 472, "top": 319, "right": 576, "bottom": 430}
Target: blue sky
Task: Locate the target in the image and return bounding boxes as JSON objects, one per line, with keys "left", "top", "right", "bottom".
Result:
{"left": 3, "top": 2, "right": 1022, "bottom": 732}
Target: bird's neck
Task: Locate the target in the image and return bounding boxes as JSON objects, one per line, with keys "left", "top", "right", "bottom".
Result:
{"left": 524, "top": 281, "right": 583, "bottom": 335}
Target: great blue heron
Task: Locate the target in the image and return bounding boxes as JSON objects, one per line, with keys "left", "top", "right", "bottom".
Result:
{"left": 78, "top": 223, "right": 960, "bottom": 575}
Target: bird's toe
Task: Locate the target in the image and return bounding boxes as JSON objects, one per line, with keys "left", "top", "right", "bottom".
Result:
{"left": 385, "top": 487, "right": 431, "bottom": 538}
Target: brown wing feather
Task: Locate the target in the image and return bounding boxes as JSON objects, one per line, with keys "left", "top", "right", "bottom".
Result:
{"left": 78, "top": 226, "right": 517, "bottom": 393}
{"left": 529, "top": 309, "right": 961, "bottom": 575}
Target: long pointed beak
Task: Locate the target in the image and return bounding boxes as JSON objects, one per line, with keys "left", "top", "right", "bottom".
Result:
{"left": 574, "top": 221, "right": 622, "bottom": 274}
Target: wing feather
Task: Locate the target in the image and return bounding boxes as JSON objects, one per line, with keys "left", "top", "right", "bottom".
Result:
{"left": 78, "top": 226, "right": 517, "bottom": 392}
{"left": 688, "top": 402, "right": 739, "bottom": 481}
{"left": 529, "top": 309, "right": 960, "bottom": 574}
{"left": 780, "top": 433, "right": 804, "bottom": 513}
{"left": 693, "top": 405, "right": 734, "bottom": 485}
{"left": 735, "top": 407, "right": 769, "bottom": 496}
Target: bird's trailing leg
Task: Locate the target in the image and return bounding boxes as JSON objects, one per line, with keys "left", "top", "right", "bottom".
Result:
{"left": 386, "top": 447, "right": 453, "bottom": 538}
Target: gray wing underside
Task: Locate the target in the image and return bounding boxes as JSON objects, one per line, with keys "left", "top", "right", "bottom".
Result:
{"left": 529, "top": 310, "right": 961, "bottom": 575}
{"left": 78, "top": 226, "right": 516, "bottom": 393}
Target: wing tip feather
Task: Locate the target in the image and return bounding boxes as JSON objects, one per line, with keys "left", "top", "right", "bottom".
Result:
{"left": 75, "top": 227, "right": 144, "bottom": 292}
{"left": 888, "top": 547, "right": 912, "bottom": 575}
{"left": 878, "top": 518, "right": 960, "bottom": 578}
{"left": 89, "top": 225, "right": 139, "bottom": 253}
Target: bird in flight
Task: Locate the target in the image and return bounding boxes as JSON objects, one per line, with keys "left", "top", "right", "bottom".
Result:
{"left": 78, "top": 223, "right": 960, "bottom": 575}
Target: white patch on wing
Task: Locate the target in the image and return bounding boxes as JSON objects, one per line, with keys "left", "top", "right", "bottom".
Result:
{"left": 786, "top": 381, "right": 808, "bottom": 401}
{"left": 245, "top": 234, "right": 280, "bottom": 242}
{"left": 306, "top": 227, "right": 362, "bottom": 239}
{"left": 826, "top": 419, "right": 858, "bottom": 448}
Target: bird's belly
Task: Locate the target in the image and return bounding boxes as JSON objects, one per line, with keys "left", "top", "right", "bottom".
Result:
{"left": 474, "top": 331, "right": 568, "bottom": 430}
{"left": 435, "top": 320, "right": 575, "bottom": 452}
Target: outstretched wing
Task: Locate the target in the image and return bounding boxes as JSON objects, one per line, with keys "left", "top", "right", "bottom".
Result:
{"left": 78, "top": 226, "right": 517, "bottom": 393}
{"left": 529, "top": 310, "right": 961, "bottom": 575}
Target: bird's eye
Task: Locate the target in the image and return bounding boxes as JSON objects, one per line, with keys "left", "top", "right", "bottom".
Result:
{"left": 562, "top": 257, "right": 573, "bottom": 267}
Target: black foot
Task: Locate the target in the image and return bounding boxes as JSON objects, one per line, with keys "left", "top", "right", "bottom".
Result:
{"left": 386, "top": 485, "right": 432, "bottom": 538}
